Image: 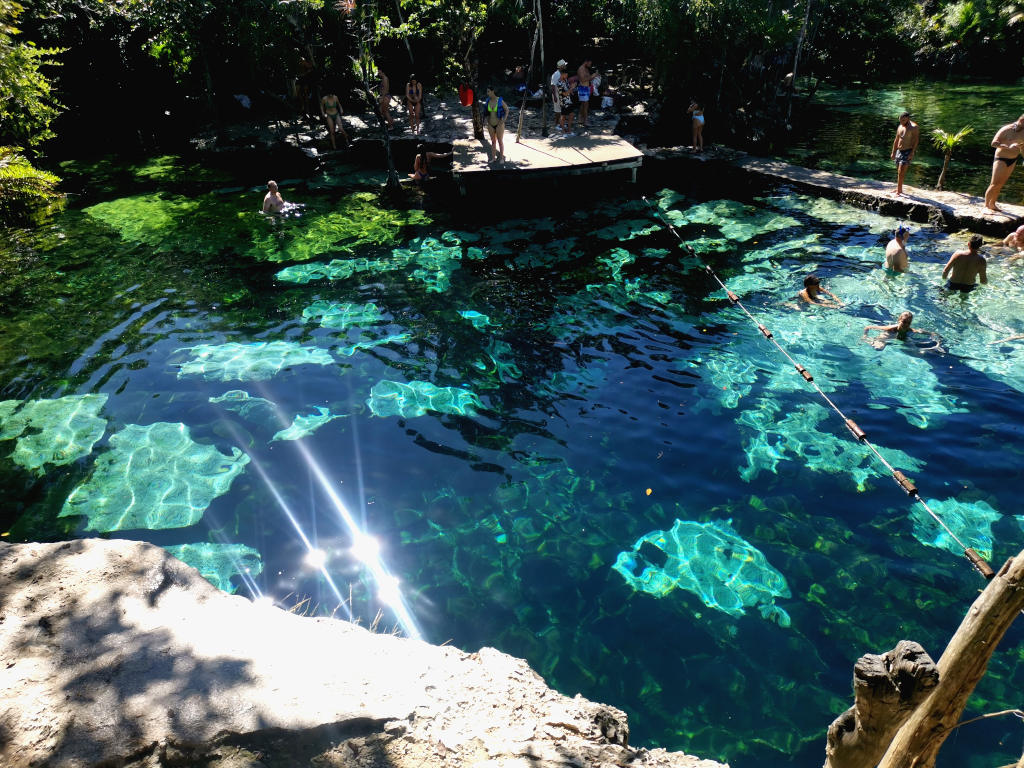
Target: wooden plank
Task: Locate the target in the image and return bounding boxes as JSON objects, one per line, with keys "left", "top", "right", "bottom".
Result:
{"left": 452, "top": 135, "right": 643, "bottom": 180}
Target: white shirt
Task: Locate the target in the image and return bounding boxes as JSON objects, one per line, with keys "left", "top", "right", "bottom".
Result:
{"left": 551, "top": 70, "right": 562, "bottom": 87}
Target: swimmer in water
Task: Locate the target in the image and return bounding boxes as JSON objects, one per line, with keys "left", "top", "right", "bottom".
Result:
{"left": 862, "top": 311, "right": 942, "bottom": 351}
{"left": 990, "top": 333, "right": 1024, "bottom": 344}
{"left": 797, "top": 273, "right": 844, "bottom": 308}
{"left": 262, "top": 180, "right": 286, "bottom": 214}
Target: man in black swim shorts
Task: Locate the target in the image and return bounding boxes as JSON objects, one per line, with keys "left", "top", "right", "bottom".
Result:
{"left": 984, "top": 115, "right": 1024, "bottom": 211}
{"left": 941, "top": 234, "right": 987, "bottom": 291}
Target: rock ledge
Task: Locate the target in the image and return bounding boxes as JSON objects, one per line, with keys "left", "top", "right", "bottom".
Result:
{"left": 0, "top": 539, "right": 726, "bottom": 768}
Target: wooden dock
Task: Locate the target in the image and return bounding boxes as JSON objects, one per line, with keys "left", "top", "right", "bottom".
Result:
{"left": 644, "top": 145, "right": 1024, "bottom": 234}
{"left": 451, "top": 134, "right": 644, "bottom": 194}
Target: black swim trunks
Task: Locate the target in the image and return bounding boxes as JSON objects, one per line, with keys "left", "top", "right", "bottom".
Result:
{"left": 946, "top": 281, "right": 976, "bottom": 292}
{"left": 894, "top": 148, "right": 912, "bottom": 166}
{"left": 997, "top": 155, "right": 1020, "bottom": 167}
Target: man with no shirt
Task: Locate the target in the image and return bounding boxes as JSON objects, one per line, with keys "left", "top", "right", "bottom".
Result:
{"left": 941, "top": 233, "right": 987, "bottom": 291}
{"left": 884, "top": 225, "right": 911, "bottom": 272}
{"left": 984, "top": 115, "right": 1024, "bottom": 211}
{"left": 576, "top": 57, "right": 593, "bottom": 132}
{"left": 890, "top": 112, "right": 919, "bottom": 197}
{"left": 262, "top": 180, "right": 286, "bottom": 214}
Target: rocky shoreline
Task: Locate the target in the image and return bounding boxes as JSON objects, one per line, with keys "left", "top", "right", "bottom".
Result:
{"left": 0, "top": 539, "right": 726, "bottom": 768}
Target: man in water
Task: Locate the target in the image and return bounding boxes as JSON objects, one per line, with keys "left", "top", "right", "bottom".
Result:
{"left": 984, "top": 115, "right": 1024, "bottom": 211}
{"left": 1002, "top": 223, "right": 1024, "bottom": 250}
{"left": 797, "top": 274, "right": 843, "bottom": 307}
{"left": 941, "top": 234, "right": 987, "bottom": 291}
{"left": 262, "top": 180, "right": 286, "bottom": 214}
{"left": 890, "top": 112, "right": 919, "bottom": 197}
{"left": 862, "top": 311, "right": 938, "bottom": 350}
{"left": 884, "top": 225, "right": 911, "bottom": 272}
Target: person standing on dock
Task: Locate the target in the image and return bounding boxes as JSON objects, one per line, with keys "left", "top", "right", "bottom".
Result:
{"left": 884, "top": 225, "right": 911, "bottom": 272}
{"left": 320, "top": 90, "right": 349, "bottom": 150}
{"left": 576, "top": 57, "right": 593, "bottom": 132}
{"left": 378, "top": 71, "right": 394, "bottom": 129}
{"left": 406, "top": 75, "right": 423, "bottom": 135}
{"left": 688, "top": 101, "right": 705, "bottom": 153}
{"left": 890, "top": 112, "right": 919, "bottom": 197}
{"left": 942, "top": 234, "right": 987, "bottom": 291}
{"left": 551, "top": 59, "right": 568, "bottom": 134}
{"left": 484, "top": 86, "right": 507, "bottom": 164}
{"left": 984, "top": 116, "right": 1024, "bottom": 211}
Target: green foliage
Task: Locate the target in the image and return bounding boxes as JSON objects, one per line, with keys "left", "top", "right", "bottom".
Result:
{"left": 0, "top": 0, "right": 62, "bottom": 147}
{"left": 931, "top": 125, "right": 975, "bottom": 154}
{"left": 0, "top": 146, "right": 62, "bottom": 224}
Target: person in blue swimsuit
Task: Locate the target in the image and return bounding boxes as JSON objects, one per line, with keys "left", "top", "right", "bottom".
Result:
{"left": 409, "top": 145, "right": 452, "bottom": 184}
{"left": 576, "top": 57, "right": 593, "bottom": 132}
{"left": 687, "top": 100, "right": 705, "bottom": 152}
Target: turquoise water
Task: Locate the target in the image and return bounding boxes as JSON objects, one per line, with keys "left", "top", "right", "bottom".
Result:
{"left": 781, "top": 79, "right": 1024, "bottom": 202}
{"left": 3, "top": 156, "right": 1024, "bottom": 767}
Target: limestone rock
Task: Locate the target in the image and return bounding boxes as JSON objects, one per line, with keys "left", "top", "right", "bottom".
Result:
{"left": 0, "top": 539, "right": 727, "bottom": 768}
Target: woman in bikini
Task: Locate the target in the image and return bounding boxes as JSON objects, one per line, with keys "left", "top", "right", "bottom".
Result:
{"left": 484, "top": 86, "right": 507, "bottom": 164}
{"left": 687, "top": 100, "right": 704, "bottom": 153}
{"left": 406, "top": 75, "right": 423, "bottom": 134}
{"left": 320, "top": 91, "right": 349, "bottom": 150}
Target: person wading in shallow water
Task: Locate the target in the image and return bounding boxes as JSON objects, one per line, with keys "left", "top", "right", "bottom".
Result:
{"left": 984, "top": 115, "right": 1024, "bottom": 212}
{"left": 942, "top": 234, "right": 987, "bottom": 292}
{"left": 262, "top": 180, "right": 286, "bottom": 213}
{"left": 884, "top": 225, "right": 911, "bottom": 272}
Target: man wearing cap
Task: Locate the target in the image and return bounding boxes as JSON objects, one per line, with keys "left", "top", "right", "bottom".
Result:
{"left": 884, "top": 226, "right": 911, "bottom": 272}
{"left": 890, "top": 112, "right": 919, "bottom": 197}
{"left": 551, "top": 59, "right": 568, "bottom": 134}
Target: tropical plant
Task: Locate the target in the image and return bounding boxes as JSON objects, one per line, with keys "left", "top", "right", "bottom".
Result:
{"left": 931, "top": 125, "right": 974, "bottom": 190}
{"left": 0, "top": 146, "right": 62, "bottom": 224}
{"left": 0, "top": 0, "right": 62, "bottom": 147}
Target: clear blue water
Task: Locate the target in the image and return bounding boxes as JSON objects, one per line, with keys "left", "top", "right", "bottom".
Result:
{"left": 780, "top": 78, "right": 1024, "bottom": 202}
{"left": 3, "top": 156, "right": 1024, "bottom": 767}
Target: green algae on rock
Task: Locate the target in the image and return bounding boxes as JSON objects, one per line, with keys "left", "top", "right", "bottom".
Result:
{"left": 164, "top": 542, "right": 264, "bottom": 593}
{"left": 59, "top": 422, "right": 250, "bottom": 532}
{"left": 178, "top": 341, "right": 335, "bottom": 381}
{"left": 612, "top": 517, "right": 792, "bottom": 627}
{"left": 271, "top": 407, "right": 347, "bottom": 442}
{"left": 0, "top": 394, "right": 108, "bottom": 475}
{"left": 367, "top": 380, "right": 482, "bottom": 419}
{"left": 209, "top": 390, "right": 279, "bottom": 426}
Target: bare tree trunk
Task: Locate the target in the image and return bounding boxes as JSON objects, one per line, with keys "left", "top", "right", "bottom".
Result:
{"left": 360, "top": 55, "right": 400, "bottom": 191}
{"left": 392, "top": 0, "right": 414, "bottom": 65}
{"left": 936, "top": 154, "right": 950, "bottom": 190}
{"left": 538, "top": 0, "right": 547, "bottom": 137}
{"left": 516, "top": 13, "right": 541, "bottom": 141}
{"left": 468, "top": 55, "right": 483, "bottom": 141}
{"left": 824, "top": 641, "right": 939, "bottom": 768}
{"left": 877, "top": 550, "right": 1024, "bottom": 768}
{"left": 787, "top": 0, "right": 813, "bottom": 122}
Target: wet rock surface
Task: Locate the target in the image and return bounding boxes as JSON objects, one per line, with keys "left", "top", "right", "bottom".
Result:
{"left": 0, "top": 539, "right": 726, "bottom": 768}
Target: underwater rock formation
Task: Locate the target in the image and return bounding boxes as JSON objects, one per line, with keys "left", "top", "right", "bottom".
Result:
{"left": 0, "top": 539, "right": 726, "bottom": 768}
{"left": 613, "top": 517, "right": 792, "bottom": 627}
{"left": 0, "top": 393, "right": 108, "bottom": 475}
{"left": 178, "top": 341, "right": 335, "bottom": 381}
{"left": 367, "top": 379, "right": 482, "bottom": 419}
{"left": 163, "top": 542, "right": 263, "bottom": 593}
{"left": 59, "top": 422, "right": 249, "bottom": 532}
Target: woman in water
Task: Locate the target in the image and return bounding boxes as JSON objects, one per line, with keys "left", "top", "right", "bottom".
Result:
{"left": 484, "top": 86, "right": 507, "bottom": 164}
{"left": 862, "top": 311, "right": 942, "bottom": 351}
{"left": 320, "top": 90, "right": 349, "bottom": 150}
{"left": 406, "top": 75, "right": 423, "bottom": 134}
{"left": 409, "top": 145, "right": 452, "bottom": 184}
{"left": 687, "top": 100, "right": 705, "bottom": 152}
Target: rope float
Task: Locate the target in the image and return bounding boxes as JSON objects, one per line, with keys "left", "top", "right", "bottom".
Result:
{"left": 640, "top": 196, "right": 995, "bottom": 580}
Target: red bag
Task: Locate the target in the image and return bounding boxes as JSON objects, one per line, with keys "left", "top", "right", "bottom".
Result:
{"left": 458, "top": 84, "right": 474, "bottom": 107}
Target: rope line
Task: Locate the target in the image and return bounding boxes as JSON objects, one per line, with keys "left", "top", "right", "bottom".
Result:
{"left": 640, "top": 196, "right": 995, "bottom": 580}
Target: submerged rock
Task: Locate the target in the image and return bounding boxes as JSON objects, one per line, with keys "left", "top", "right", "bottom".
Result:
{"left": 0, "top": 539, "right": 726, "bottom": 768}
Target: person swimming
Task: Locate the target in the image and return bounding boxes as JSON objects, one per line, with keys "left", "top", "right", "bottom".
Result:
{"left": 797, "top": 273, "right": 843, "bottom": 308}
{"left": 862, "top": 311, "right": 943, "bottom": 351}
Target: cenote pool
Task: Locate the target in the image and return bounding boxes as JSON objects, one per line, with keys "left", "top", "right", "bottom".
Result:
{"left": 3, "top": 155, "right": 1024, "bottom": 767}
